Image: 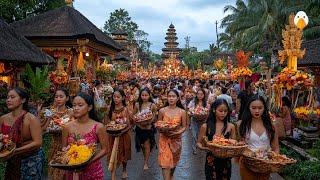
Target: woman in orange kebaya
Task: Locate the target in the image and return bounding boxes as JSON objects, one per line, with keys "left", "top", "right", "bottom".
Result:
{"left": 157, "top": 89, "right": 187, "bottom": 180}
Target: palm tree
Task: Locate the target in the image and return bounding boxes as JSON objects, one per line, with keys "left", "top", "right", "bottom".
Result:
{"left": 218, "top": 0, "right": 316, "bottom": 55}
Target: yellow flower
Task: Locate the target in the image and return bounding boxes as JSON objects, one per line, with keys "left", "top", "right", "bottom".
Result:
{"left": 67, "top": 144, "right": 93, "bottom": 165}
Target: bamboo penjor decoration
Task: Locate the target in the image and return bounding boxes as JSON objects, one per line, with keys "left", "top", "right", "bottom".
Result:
{"left": 278, "top": 12, "right": 308, "bottom": 71}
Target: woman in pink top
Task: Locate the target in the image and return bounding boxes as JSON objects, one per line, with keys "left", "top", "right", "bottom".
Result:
{"left": 62, "top": 92, "right": 107, "bottom": 180}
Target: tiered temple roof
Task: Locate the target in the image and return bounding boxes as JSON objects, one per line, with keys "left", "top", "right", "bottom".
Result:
{"left": 162, "top": 23, "right": 182, "bottom": 59}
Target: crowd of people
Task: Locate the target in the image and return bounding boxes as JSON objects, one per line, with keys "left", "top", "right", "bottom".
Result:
{"left": 0, "top": 77, "right": 299, "bottom": 180}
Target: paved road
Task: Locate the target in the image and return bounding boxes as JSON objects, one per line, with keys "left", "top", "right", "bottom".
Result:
{"left": 104, "top": 129, "right": 284, "bottom": 180}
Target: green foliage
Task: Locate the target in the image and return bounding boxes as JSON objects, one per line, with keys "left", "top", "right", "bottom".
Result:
{"left": 103, "top": 8, "right": 152, "bottom": 56}
{"left": 307, "top": 140, "right": 320, "bottom": 159}
{"left": 181, "top": 49, "right": 211, "bottom": 69}
{"left": 219, "top": 0, "right": 320, "bottom": 56}
{"left": 24, "top": 64, "right": 50, "bottom": 102}
{"left": 149, "top": 52, "right": 162, "bottom": 63}
{"left": 103, "top": 8, "right": 138, "bottom": 41}
{"left": 0, "top": 0, "right": 66, "bottom": 23}
{"left": 280, "top": 144, "right": 320, "bottom": 180}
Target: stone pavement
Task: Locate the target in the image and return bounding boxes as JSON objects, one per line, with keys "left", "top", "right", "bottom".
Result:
{"left": 104, "top": 129, "right": 284, "bottom": 180}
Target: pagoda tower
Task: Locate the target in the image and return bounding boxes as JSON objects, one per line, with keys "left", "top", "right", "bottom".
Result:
{"left": 162, "top": 23, "right": 182, "bottom": 59}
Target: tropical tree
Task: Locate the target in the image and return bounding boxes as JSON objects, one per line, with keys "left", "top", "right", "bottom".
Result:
{"left": 103, "top": 8, "right": 138, "bottom": 41}
{"left": 219, "top": 0, "right": 320, "bottom": 60}
{"left": 0, "top": 0, "right": 66, "bottom": 23}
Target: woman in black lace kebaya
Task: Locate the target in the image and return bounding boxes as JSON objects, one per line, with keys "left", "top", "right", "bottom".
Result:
{"left": 197, "top": 99, "right": 236, "bottom": 180}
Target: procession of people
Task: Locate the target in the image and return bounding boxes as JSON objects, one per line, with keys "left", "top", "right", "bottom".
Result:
{"left": 0, "top": 76, "right": 297, "bottom": 180}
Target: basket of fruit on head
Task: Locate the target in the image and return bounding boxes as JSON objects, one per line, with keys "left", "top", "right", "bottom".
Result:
{"left": 50, "top": 139, "right": 96, "bottom": 171}
{"left": 155, "top": 120, "right": 180, "bottom": 133}
{"left": 106, "top": 118, "right": 128, "bottom": 135}
{"left": 242, "top": 149, "right": 297, "bottom": 174}
{"left": 0, "top": 134, "right": 16, "bottom": 161}
{"left": 188, "top": 107, "right": 209, "bottom": 122}
{"left": 203, "top": 136, "right": 247, "bottom": 158}
{"left": 133, "top": 110, "right": 153, "bottom": 125}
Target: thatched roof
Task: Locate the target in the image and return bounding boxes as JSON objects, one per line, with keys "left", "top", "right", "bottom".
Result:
{"left": 0, "top": 19, "right": 53, "bottom": 64}
{"left": 298, "top": 38, "right": 320, "bottom": 66}
{"left": 10, "top": 6, "right": 122, "bottom": 51}
{"left": 113, "top": 53, "right": 131, "bottom": 62}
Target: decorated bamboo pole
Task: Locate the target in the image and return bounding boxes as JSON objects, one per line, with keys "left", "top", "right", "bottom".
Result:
{"left": 108, "top": 137, "right": 120, "bottom": 180}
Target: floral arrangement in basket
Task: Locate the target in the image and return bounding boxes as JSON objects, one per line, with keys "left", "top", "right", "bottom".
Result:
{"left": 231, "top": 51, "right": 252, "bottom": 80}
{"left": 49, "top": 58, "right": 68, "bottom": 85}
{"left": 188, "top": 106, "right": 209, "bottom": 122}
{"left": 294, "top": 107, "right": 320, "bottom": 120}
{"left": 42, "top": 108, "right": 72, "bottom": 132}
{"left": 106, "top": 118, "right": 128, "bottom": 135}
{"left": 155, "top": 120, "right": 180, "bottom": 132}
{"left": 203, "top": 136, "right": 247, "bottom": 158}
{"left": 50, "top": 137, "right": 96, "bottom": 170}
{"left": 242, "top": 149, "right": 296, "bottom": 174}
{"left": 273, "top": 67, "right": 313, "bottom": 90}
{"left": 0, "top": 134, "right": 15, "bottom": 160}
{"left": 133, "top": 109, "right": 153, "bottom": 124}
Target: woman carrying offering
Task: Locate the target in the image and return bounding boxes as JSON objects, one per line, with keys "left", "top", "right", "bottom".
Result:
{"left": 42, "top": 88, "right": 73, "bottom": 180}
{"left": 197, "top": 99, "right": 236, "bottom": 180}
{"left": 157, "top": 89, "right": 187, "bottom": 180}
{"left": 105, "top": 88, "right": 132, "bottom": 179}
{"left": 0, "top": 87, "right": 43, "bottom": 180}
{"left": 132, "top": 88, "right": 157, "bottom": 170}
{"left": 188, "top": 88, "right": 209, "bottom": 155}
{"left": 62, "top": 92, "right": 107, "bottom": 180}
{"left": 238, "top": 95, "right": 279, "bottom": 180}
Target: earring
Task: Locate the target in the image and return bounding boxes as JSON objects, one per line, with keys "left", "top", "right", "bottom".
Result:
{"left": 212, "top": 109, "right": 216, "bottom": 113}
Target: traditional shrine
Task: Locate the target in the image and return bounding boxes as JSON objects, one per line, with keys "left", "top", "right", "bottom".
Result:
{"left": 162, "top": 23, "right": 182, "bottom": 60}
{"left": 111, "top": 30, "right": 131, "bottom": 65}
{"left": 10, "top": 6, "right": 122, "bottom": 83}
{"left": 272, "top": 12, "right": 319, "bottom": 144}
{"left": 298, "top": 38, "right": 320, "bottom": 87}
{"left": 0, "top": 19, "right": 53, "bottom": 86}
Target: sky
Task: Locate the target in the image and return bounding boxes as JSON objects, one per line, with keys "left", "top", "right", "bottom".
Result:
{"left": 73, "top": 0, "right": 236, "bottom": 53}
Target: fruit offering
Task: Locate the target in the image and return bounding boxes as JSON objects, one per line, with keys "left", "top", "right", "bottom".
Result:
{"left": 189, "top": 106, "right": 209, "bottom": 116}
{"left": 155, "top": 120, "right": 180, "bottom": 132}
{"left": 206, "top": 135, "right": 246, "bottom": 147}
{"left": 52, "top": 142, "right": 96, "bottom": 166}
{"left": 134, "top": 110, "right": 153, "bottom": 123}
{"left": 106, "top": 121, "right": 127, "bottom": 134}
{"left": 0, "top": 134, "right": 16, "bottom": 159}
{"left": 244, "top": 149, "right": 296, "bottom": 164}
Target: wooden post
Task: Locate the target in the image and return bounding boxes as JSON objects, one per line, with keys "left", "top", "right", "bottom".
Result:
{"left": 108, "top": 137, "right": 119, "bottom": 180}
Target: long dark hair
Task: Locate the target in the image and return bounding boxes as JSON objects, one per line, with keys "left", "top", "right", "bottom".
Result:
{"left": 75, "top": 92, "right": 99, "bottom": 122}
{"left": 240, "top": 94, "right": 275, "bottom": 141}
{"left": 194, "top": 88, "right": 207, "bottom": 108}
{"left": 11, "top": 87, "right": 29, "bottom": 111}
{"left": 206, "top": 99, "right": 230, "bottom": 140}
{"left": 165, "top": 89, "right": 185, "bottom": 110}
{"left": 55, "top": 87, "right": 72, "bottom": 108}
{"left": 137, "top": 87, "right": 154, "bottom": 111}
{"left": 108, "top": 88, "right": 126, "bottom": 119}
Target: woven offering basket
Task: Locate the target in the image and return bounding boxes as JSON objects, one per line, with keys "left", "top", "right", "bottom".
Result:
{"left": 0, "top": 143, "right": 16, "bottom": 162}
{"left": 135, "top": 114, "right": 153, "bottom": 125}
{"left": 49, "top": 150, "right": 96, "bottom": 171}
{"left": 203, "top": 137, "right": 247, "bottom": 158}
{"left": 106, "top": 124, "right": 127, "bottom": 136}
{"left": 192, "top": 113, "right": 208, "bottom": 122}
{"left": 155, "top": 121, "right": 180, "bottom": 133}
{"left": 242, "top": 150, "right": 297, "bottom": 174}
